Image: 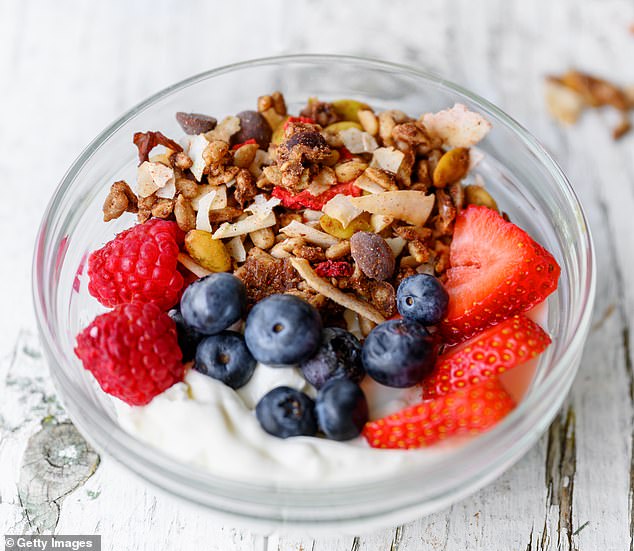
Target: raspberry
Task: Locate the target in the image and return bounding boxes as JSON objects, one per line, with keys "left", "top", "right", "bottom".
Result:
{"left": 88, "top": 219, "right": 185, "bottom": 310}
{"left": 75, "top": 302, "right": 185, "bottom": 405}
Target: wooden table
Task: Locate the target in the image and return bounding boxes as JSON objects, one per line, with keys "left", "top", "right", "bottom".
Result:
{"left": 1, "top": 1, "right": 633, "bottom": 549}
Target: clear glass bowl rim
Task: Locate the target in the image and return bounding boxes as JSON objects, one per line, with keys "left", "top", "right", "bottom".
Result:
{"left": 32, "top": 54, "right": 596, "bottom": 525}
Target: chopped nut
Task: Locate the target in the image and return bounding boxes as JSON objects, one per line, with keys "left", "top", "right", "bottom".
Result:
{"left": 613, "top": 116, "right": 631, "bottom": 140}
{"left": 234, "top": 169, "right": 258, "bottom": 208}
{"left": 325, "top": 240, "right": 351, "bottom": 260}
{"left": 137, "top": 195, "right": 156, "bottom": 223}
{"left": 258, "top": 92, "right": 287, "bottom": 115}
{"left": 173, "top": 151, "right": 193, "bottom": 170}
{"left": 235, "top": 250, "right": 302, "bottom": 305}
{"left": 358, "top": 109, "right": 379, "bottom": 135}
{"left": 207, "top": 207, "right": 243, "bottom": 224}
{"left": 175, "top": 177, "right": 199, "bottom": 199}
{"left": 151, "top": 198, "right": 174, "bottom": 219}
{"left": 359, "top": 316, "right": 376, "bottom": 337}
{"left": 447, "top": 181, "right": 465, "bottom": 211}
{"left": 434, "top": 189, "right": 456, "bottom": 235}
{"left": 204, "top": 140, "right": 231, "bottom": 166}
{"left": 102, "top": 180, "right": 138, "bottom": 222}
{"left": 370, "top": 282, "right": 397, "bottom": 318}
{"left": 292, "top": 244, "right": 326, "bottom": 262}
{"left": 207, "top": 166, "right": 239, "bottom": 186}
{"left": 174, "top": 195, "right": 196, "bottom": 231}
{"left": 250, "top": 227, "right": 276, "bottom": 249}
{"left": 364, "top": 167, "right": 398, "bottom": 191}
{"left": 407, "top": 240, "right": 431, "bottom": 263}
{"left": 334, "top": 159, "right": 368, "bottom": 183}
{"left": 300, "top": 97, "right": 341, "bottom": 126}
{"left": 395, "top": 225, "right": 432, "bottom": 241}
{"left": 392, "top": 121, "right": 435, "bottom": 153}
{"left": 413, "top": 158, "right": 432, "bottom": 191}
{"left": 544, "top": 79, "right": 585, "bottom": 125}
{"left": 558, "top": 70, "right": 629, "bottom": 110}
{"left": 262, "top": 165, "right": 282, "bottom": 186}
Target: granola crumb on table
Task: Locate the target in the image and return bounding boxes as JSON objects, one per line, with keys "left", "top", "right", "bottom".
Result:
{"left": 102, "top": 91, "right": 494, "bottom": 329}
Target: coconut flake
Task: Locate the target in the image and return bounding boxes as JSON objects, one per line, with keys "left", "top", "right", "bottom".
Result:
{"left": 370, "top": 147, "right": 405, "bottom": 174}
{"left": 280, "top": 221, "right": 339, "bottom": 248}
{"left": 322, "top": 194, "right": 363, "bottom": 228}
{"left": 421, "top": 103, "right": 492, "bottom": 148}
{"left": 354, "top": 174, "right": 385, "bottom": 194}
{"left": 188, "top": 134, "right": 210, "bottom": 181}
{"left": 195, "top": 189, "right": 217, "bottom": 232}
{"left": 155, "top": 180, "right": 176, "bottom": 199}
{"left": 212, "top": 211, "right": 276, "bottom": 239}
{"left": 245, "top": 194, "right": 281, "bottom": 220}
{"left": 226, "top": 236, "right": 247, "bottom": 262}
{"left": 136, "top": 161, "right": 175, "bottom": 198}
{"left": 290, "top": 258, "right": 385, "bottom": 325}
{"left": 177, "top": 252, "right": 212, "bottom": 278}
{"left": 340, "top": 128, "right": 379, "bottom": 154}
{"left": 349, "top": 190, "right": 435, "bottom": 226}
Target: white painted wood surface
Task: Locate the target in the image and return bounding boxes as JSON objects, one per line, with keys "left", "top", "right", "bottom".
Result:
{"left": 1, "top": 0, "right": 633, "bottom": 549}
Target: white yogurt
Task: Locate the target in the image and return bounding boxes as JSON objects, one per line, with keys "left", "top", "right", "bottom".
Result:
{"left": 114, "top": 304, "right": 548, "bottom": 485}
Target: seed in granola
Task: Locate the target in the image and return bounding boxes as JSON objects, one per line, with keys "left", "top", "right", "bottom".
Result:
{"left": 232, "top": 110, "right": 273, "bottom": 149}
{"left": 175, "top": 112, "right": 218, "bottom": 135}
{"left": 233, "top": 143, "right": 259, "bottom": 169}
{"left": 325, "top": 240, "right": 351, "bottom": 260}
{"left": 350, "top": 232, "right": 395, "bottom": 281}
{"left": 464, "top": 185, "right": 498, "bottom": 211}
{"left": 174, "top": 194, "right": 196, "bottom": 231}
{"left": 292, "top": 244, "right": 326, "bottom": 263}
{"left": 103, "top": 180, "right": 138, "bottom": 222}
{"left": 320, "top": 212, "right": 371, "bottom": 240}
{"left": 432, "top": 148, "right": 470, "bottom": 188}
{"left": 184, "top": 229, "right": 231, "bottom": 273}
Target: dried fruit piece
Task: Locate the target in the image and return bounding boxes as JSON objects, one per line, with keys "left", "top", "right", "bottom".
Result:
{"left": 432, "top": 148, "right": 470, "bottom": 188}
{"left": 464, "top": 185, "right": 498, "bottom": 211}
{"left": 232, "top": 110, "right": 273, "bottom": 149}
{"left": 331, "top": 99, "right": 371, "bottom": 123}
{"left": 272, "top": 182, "right": 361, "bottom": 210}
{"left": 350, "top": 232, "right": 395, "bottom": 281}
{"left": 314, "top": 260, "right": 354, "bottom": 278}
{"left": 320, "top": 212, "right": 371, "bottom": 239}
{"left": 133, "top": 131, "right": 183, "bottom": 165}
{"left": 184, "top": 230, "right": 231, "bottom": 273}
{"left": 176, "top": 112, "right": 218, "bottom": 135}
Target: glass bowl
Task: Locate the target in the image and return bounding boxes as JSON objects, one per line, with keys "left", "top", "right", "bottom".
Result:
{"left": 32, "top": 55, "right": 595, "bottom": 532}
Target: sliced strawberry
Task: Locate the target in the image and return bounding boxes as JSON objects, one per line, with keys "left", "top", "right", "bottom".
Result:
{"left": 440, "top": 206, "right": 560, "bottom": 344}
{"left": 363, "top": 378, "right": 515, "bottom": 449}
{"left": 423, "top": 314, "right": 550, "bottom": 398}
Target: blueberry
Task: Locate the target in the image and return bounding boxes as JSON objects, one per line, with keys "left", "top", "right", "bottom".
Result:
{"left": 315, "top": 379, "right": 368, "bottom": 441}
{"left": 396, "top": 274, "right": 449, "bottom": 326}
{"left": 255, "top": 386, "right": 317, "bottom": 438}
{"left": 180, "top": 273, "right": 246, "bottom": 335}
{"left": 300, "top": 328, "right": 364, "bottom": 388}
{"left": 362, "top": 319, "right": 438, "bottom": 388}
{"left": 168, "top": 308, "right": 204, "bottom": 362}
{"left": 244, "top": 294, "right": 322, "bottom": 365}
{"left": 194, "top": 331, "right": 256, "bottom": 389}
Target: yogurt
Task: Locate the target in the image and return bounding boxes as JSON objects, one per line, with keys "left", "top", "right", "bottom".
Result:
{"left": 114, "top": 304, "right": 548, "bottom": 485}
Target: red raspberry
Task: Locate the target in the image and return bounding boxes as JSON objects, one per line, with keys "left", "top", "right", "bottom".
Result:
{"left": 75, "top": 302, "right": 185, "bottom": 405}
{"left": 88, "top": 219, "right": 185, "bottom": 310}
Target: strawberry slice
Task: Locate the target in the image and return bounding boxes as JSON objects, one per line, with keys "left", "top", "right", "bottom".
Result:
{"left": 363, "top": 378, "right": 515, "bottom": 449}
{"left": 440, "top": 206, "right": 560, "bottom": 344}
{"left": 423, "top": 314, "right": 551, "bottom": 399}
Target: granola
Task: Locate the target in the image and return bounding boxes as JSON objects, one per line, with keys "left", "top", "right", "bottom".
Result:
{"left": 102, "top": 93, "right": 494, "bottom": 328}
